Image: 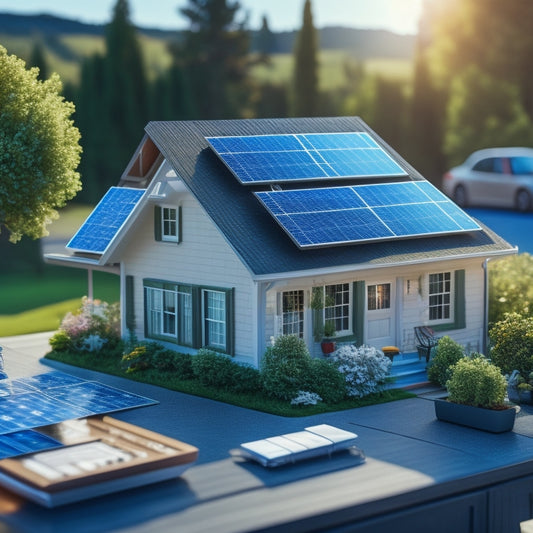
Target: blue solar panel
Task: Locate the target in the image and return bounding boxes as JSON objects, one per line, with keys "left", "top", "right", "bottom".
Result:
{"left": 0, "top": 371, "right": 157, "bottom": 437}
{"left": 255, "top": 181, "right": 481, "bottom": 248}
{"left": 67, "top": 187, "right": 145, "bottom": 253}
{"left": 206, "top": 132, "right": 407, "bottom": 184}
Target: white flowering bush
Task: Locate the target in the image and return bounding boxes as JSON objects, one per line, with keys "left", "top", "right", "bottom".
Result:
{"left": 291, "top": 391, "right": 322, "bottom": 405}
{"left": 330, "top": 344, "right": 392, "bottom": 398}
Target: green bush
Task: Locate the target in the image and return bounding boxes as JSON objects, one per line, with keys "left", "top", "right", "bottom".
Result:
{"left": 489, "top": 313, "right": 533, "bottom": 376}
{"left": 306, "top": 358, "right": 346, "bottom": 404}
{"left": 446, "top": 356, "right": 507, "bottom": 409}
{"left": 49, "top": 330, "right": 73, "bottom": 352}
{"left": 230, "top": 364, "right": 262, "bottom": 394}
{"left": 427, "top": 336, "right": 465, "bottom": 387}
{"left": 191, "top": 348, "right": 238, "bottom": 390}
{"left": 260, "top": 335, "right": 312, "bottom": 401}
{"left": 489, "top": 253, "right": 533, "bottom": 324}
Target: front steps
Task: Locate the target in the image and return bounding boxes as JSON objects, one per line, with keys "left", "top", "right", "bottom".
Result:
{"left": 388, "top": 352, "right": 431, "bottom": 389}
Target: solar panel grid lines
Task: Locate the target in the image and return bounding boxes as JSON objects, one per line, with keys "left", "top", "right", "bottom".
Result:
{"left": 254, "top": 181, "right": 482, "bottom": 249}
{"left": 206, "top": 132, "right": 408, "bottom": 184}
{"left": 67, "top": 186, "right": 145, "bottom": 254}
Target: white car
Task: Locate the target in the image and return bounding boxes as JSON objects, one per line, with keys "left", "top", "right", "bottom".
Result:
{"left": 442, "top": 147, "right": 533, "bottom": 212}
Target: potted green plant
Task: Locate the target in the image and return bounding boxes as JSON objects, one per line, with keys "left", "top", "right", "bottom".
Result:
{"left": 434, "top": 355, "right": 517, "bottom": 433}
{"left": 320, "top": 320, "right": 337, "bottom": 355}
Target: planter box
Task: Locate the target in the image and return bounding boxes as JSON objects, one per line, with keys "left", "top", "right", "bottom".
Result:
{"left": 434, "top": 399, "right": 516, "bottom": 433}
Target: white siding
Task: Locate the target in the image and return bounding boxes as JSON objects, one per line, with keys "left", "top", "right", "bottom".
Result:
{"left": 265, "top": 257, "right": 487, "bottom": 358}
{"left": 118, "top": 182, "right": 257, "bottom": 366}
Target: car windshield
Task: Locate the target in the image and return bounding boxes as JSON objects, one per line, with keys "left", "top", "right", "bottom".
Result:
{"left": 510, "top": 157, "right": 533, "bottom": 175}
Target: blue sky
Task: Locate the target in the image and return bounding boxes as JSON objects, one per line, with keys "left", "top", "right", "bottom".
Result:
{"left": 0, "top": 1, "right": 423, "bottom": 34}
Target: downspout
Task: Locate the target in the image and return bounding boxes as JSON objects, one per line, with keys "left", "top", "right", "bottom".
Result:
{"left": 482, "top": 258, "right": 491, "bottom": 355}
{"left": 257, "top": 281, "right": 275, "bottom": 365}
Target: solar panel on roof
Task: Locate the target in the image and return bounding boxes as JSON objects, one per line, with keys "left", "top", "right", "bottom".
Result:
{"left": 206, "top": 132, "right": 407, "bottom": 184}
{"left": 255, "top": 181, "right": 481, "bottom": 249}
{"left": 67, "top": 187, "right": 145, "bottom": 254}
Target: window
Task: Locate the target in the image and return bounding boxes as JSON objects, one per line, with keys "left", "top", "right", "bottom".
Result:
{"left": 144, "top": 280, "right": 233, "bottom": 354}
{"left": 154, "top": 205, "right": 181, "bottom": 243}
{"left": 203, "top": 289, "right": 226, "bottom": 350}
{"left": 281, "top": 290, "right": 304, "bottom": 338}
{"left": 367, "top": 283, "right": 391, "bottom": 311}
{"left": 510, "top": 157, "right": 533, "bottom": 175}
{"left": 145, "top": 284, "right": 192, "bottom": 344}
{"left": 472, "top": 157, "right": 504, "bottom": 173}
{"left": 162, "top": 207, "right": 178, "bottom": 242}
{"left": 324, "top": 283, "right": 350, "bottom": 333}
{"left": 428, "top": 272, "right": 452, "bottom": 321}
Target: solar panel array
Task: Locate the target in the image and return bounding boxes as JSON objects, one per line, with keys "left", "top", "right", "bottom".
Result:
{"left": 67, "top": 187, "right": 145, "bottom": 254}
{"left": 255, "top": 181, "right": 481, "bottom": 248}
{"left": 0, "top": 371, "right": 157, "bottom": 458}
{"left": 206, "top": 132, "right": 407, "bottom": 184}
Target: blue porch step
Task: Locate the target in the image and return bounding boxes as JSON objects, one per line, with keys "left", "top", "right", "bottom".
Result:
{"left": 387, "top": 352, "right": 430, "bottom": 389}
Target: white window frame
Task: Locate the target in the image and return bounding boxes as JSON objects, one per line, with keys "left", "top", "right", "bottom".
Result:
{"left": 161, "top": 206, "right": 179, "bottom": 243}
{"left": 323, "top": 283, "right": 351, "bottom": 336}
{"left": 279, "top": 290, "right": 305, "bottom": 338}
{"left": 202, "top": 289, "right": 227, "bottom": 350}
{"left": 428, "top": 271, "right": 454, "bottom": 323}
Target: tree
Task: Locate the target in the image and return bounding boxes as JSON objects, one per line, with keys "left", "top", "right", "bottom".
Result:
{"left": 292, "top": 0, "right": 319, "bottom": 117}
{"left": 28, "top": 41, "right": 49, "bottom": 81}
{"left": 0, "top": 46, "right": 81, "bottom": 243}
{"left": 177, "top": 0, "right": 252, "bottom": 119}
{"left": 444, "top": 66, "right": 533, "bottom": 165}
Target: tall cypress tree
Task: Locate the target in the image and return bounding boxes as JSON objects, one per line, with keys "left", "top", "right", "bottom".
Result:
{"left": 104, "top": 0, "right": 148, "bottom": 178}
{"left": 28, "top": 41, "right": 49, "bottom": 81}
{"left": 177, "top": 0, "right": 252, "bottom": 119}
{"left": 292, "top": 0, "right": 319, "bottom": 117}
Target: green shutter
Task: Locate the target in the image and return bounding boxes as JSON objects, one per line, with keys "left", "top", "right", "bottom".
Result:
{"left": 125, "top": 275, "right": 135, "bottom": 331}
{"left": 454, "top": 269, "right": 466, "bottom": 329}
{"left": 192, "top": 286, "right": 202, "bottom": 348}
{"left": 352, "top": 281, "right": 365, "bottom": 345}
{"left": 177, "top": 205, "right": 182, "bottom": 243}
{"left": 225, "top": 288, "right": 235, "bottom": 356}
{"left": 154, "top": 205, "right": 162, "bottom": 241}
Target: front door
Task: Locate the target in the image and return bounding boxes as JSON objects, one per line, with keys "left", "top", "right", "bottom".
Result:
{"left": 366, "top": 282, "right": 395, "bottom": 347}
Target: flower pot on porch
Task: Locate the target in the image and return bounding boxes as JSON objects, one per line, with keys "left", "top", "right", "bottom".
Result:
{"left": 321, "top": 340, "right": 336, "bottom": 355}
{"left": 434, "top": 399, "right": 516, "bottom": 433}
{"left": 518, "top": 389, "right": 533, "bottom": 405}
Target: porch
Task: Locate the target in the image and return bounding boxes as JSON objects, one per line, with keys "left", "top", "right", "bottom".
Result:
{"left": 388, "top": 350, "right": 432, "bottom": 390}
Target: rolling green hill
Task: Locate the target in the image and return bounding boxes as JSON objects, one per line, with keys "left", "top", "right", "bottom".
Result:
{"left": 0, "top": 12, "right": 414, "bottom": 86}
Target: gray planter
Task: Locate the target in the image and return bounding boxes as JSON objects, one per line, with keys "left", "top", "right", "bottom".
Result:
{"left": 434, "top": 399, "right": 516, "bottom": 433}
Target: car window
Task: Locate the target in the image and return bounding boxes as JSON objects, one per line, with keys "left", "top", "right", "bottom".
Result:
{"left": 472, "top": 157, "right": 504, "bottom": 173}
{"left": 510, "top": 157, "right": 533, "bottom": 175}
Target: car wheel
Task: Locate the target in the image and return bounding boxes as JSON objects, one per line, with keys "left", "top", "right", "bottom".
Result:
{"left": 453, "top": 185, "right": 467, "bottom": 207}
{"left": 516, "top": 189, "right": 531, "bottom": 212}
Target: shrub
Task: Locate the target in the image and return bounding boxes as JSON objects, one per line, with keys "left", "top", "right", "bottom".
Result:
{"left": 305, "top": 358, "right": 346, "bottom": 404}
{"left": 291, "top": 391, "right": 323, "bottom": 405}
{"left": 489, "top": 253, "right": 533, "bottom": 324}
{"left": 260, "top": 335, "right": 312, "bottom": 401}
{"left": 191, "top": 348, "right": 238, "bottom": 390}
{"left": 55, "top": 297, "right": 121, "bottom": 353}
{"left": 489, "top": 313, "right": 533, "bottom": 376}
{"left": 231, "top": 364, "right": 262, "bottom": 394}
{"left": 446, "top": 356, "right": 507, "bottom": 409}
{"left": 330, "top": 344, "right": 391, "bottom": 398}
{"left": 49, "top": 330, "right": 73, "bottom": 352}
{"left": 427, "top": 336, "right": 465, "bottom": 387}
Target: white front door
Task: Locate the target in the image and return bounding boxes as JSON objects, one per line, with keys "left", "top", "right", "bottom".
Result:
{"left": 366, "top": 282, "right": 395, "bottom": 347}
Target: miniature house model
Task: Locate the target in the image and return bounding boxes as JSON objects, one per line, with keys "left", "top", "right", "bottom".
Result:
{"left": 45, "top": 117, "right": 516, "bottom": 367}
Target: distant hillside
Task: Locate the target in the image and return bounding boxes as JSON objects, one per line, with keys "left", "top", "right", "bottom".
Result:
{"left": 0, "top": 12, "right": 415, "bottom": 58}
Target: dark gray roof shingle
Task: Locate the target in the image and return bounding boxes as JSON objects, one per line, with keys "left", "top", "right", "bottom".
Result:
{"left": 145, "top": 117, "right": 515, "bottom": 277}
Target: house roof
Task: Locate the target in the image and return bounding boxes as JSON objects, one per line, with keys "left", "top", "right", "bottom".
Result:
{"left": 144, "top": 117, "right": 515, "bottom": 278}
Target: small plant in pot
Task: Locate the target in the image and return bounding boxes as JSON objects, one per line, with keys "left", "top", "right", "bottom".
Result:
{"left": 434, "top": 354, "right": 517, "bottom": 433}
{"left": 320, "top": 320, "right": 337, "bottom": 355}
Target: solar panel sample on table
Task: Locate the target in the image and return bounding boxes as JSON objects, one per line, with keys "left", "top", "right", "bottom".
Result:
{"left": 0, "top": 371, "right": 157, "bottom": 437}
{"left": 255, "top": 180, "right": 481, "bottom": 249}
{"left": 206, "top": 132, "right": 407, "bottom": 184}
{"left": 67, "top": 187, "right": 145, "bottom": 254}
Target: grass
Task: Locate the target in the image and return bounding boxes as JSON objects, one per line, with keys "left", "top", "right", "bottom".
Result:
{"left": 45, "top": 348, "right": 415, "bottom": 417}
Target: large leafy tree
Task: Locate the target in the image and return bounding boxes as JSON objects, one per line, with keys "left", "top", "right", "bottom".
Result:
{"left": 178, "top": 0, "right": 252, "bottom": 119}
{"left": 292, "top": 0, "right": 319, "bottom": 117}
{"left": 0, "top": 46, "right": 81, "bottom": 243}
